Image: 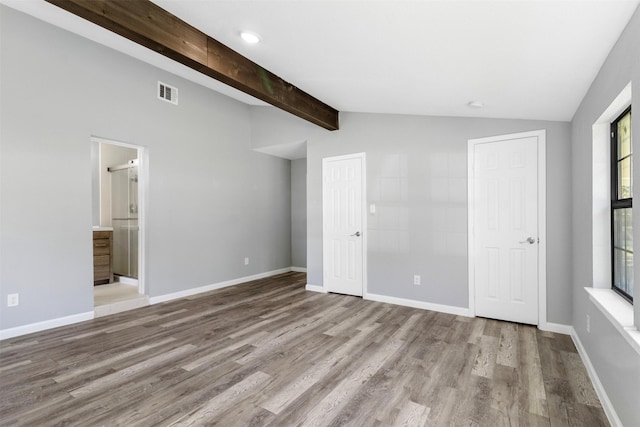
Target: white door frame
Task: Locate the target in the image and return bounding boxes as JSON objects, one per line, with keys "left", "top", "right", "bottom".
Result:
{"left": 467, "top": 130, "right": 547, "bottom": 328}
{"left": 92, "top": 136, "right": 148, "bottom": 296}
{"left": 322, "top": 152, "right": 368, "bottom": 297}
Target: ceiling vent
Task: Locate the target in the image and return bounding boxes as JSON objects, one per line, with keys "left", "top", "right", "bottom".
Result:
{"left": 158, "top": 81, "right": 178, "bottom": 105}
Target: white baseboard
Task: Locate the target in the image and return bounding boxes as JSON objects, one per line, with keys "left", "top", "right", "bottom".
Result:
{"left": 365, "top": 292, "right": 472, "bottom": 317}
{"left": 149, "top": 267, "right": 293, "bottom": 305}
{"left": 291, "top": 267, "right": 307, "bottom": 273}
{"left": 570, "top": 328, "right": 622, "bottom": 427}
{"left": 115, "top": 275, "right": 138, "bottom": 286}
{"left": 0, "top": 311, "right": 94, "bottom": 341}
{"left": 305, "top": 284, "right": 326, "bottom": 293}
{"left": 539, "top": 321, "right": 573, "bottom": 335}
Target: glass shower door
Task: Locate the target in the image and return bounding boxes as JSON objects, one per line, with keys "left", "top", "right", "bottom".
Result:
{"left": 111, "top": 162, "right": 139, "bottom": 279}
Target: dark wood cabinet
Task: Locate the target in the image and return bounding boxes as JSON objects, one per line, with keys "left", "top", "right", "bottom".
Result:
{"left": 93, "top": 230, "right": 113, "bottom": 284}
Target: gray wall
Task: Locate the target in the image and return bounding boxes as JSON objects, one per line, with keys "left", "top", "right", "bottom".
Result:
{"left": 291, "top": 159, "right": 307, "bottom": 268}
{"left": 0, "top": 6, "right": 291, "bottom": 330}
{"left": 250, "top": 105, "right": 326, "bottom": 150}
{"left": 570, "top": 5, "right": 640, "bottom": 427}
{"left": 306, "top": 113, "right": 573, "bottom": 324}
{"left": 2, "top": 5, "right": 637, "bottom": 422}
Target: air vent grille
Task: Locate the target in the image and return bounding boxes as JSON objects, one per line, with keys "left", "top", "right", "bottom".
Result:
{"left": 158, "top": 81, "right": 178, "bottom": 105}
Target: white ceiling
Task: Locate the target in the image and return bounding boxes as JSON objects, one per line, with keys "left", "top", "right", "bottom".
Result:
{"left": 154, "top": 0, "right": 640, "bottom": 122}
{"left": 3, "top": 0, "right": 639, "bottom": 123}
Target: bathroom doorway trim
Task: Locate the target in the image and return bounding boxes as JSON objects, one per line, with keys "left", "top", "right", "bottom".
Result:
{"left": 92, "top": 136, "right": 148, "bottom": 296}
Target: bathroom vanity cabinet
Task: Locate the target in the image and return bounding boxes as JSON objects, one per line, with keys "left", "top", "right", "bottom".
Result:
{"left": 93, "top": 230, "right": 113, "bottom": 285}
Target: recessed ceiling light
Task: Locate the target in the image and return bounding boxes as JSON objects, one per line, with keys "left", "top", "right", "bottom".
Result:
{"left": 467, "top": 101, "right": 484, "bottom": 109}
{"left": 240, "top": 31, "right": 261, "bottom": 44}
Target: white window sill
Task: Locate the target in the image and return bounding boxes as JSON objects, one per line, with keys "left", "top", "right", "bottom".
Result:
{"left": 585, "top": 287, "right": 640, "bottom": 356}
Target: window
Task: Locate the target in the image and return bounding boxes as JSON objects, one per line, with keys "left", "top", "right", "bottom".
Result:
{"left": 611, "top": 107, "right": 633, "bottom": 301}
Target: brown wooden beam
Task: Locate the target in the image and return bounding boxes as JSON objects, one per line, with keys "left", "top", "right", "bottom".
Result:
{"left": 45, "top": 0, "right": 339, "bottom": 130}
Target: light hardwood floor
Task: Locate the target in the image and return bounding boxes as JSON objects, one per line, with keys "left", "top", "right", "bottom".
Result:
{"left": 0, "top": 272, "right": 608, "bottom": 426}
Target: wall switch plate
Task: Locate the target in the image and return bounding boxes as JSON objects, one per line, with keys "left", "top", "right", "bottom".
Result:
{"left": 413, "top": 275, "right": 421, "bottom": 286}
{"left": 244, "top": 257, "right": 249, "bottom": 265}
{"left": 370, "top": 204, "right": 376, "bottom": 214}
{"left": 7, "top": 293, "right": 19, "bottom": 307}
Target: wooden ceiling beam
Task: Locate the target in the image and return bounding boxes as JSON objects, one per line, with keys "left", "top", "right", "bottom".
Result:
{"left": 45, "top": 0, "right": 339, "bottom": 130}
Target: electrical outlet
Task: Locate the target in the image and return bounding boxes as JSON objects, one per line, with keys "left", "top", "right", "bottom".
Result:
{"left": 413, "top": 275, "right": 421, "bottom": 286}
{"left": 586, "top": 314, "right": 591, "bottom": 334}
{"left": 244, "top": 257, "right": 249, "bottom": 265}
{"left": 7, "top": 293, "right": 19, "bottom": 307}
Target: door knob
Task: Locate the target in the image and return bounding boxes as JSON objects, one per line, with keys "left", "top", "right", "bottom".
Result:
{"left": 519, "top": 237, "right": 535, "bottom": 244}
{"left": 350, "top": 231, "right": 361, "bottom": 237}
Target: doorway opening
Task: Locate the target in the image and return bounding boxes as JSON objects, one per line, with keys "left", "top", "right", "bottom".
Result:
{"left": 91, "top": 137, "right": 148, "bottom": 316}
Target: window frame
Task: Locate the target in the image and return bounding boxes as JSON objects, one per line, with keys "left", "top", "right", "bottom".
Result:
{"left": 611, "top": 106, "right": 633, "bottom": 302}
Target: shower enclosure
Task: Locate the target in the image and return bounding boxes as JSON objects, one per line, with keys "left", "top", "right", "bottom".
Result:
{"left": 108, "top": 159, "right": 139, "bottom": 280}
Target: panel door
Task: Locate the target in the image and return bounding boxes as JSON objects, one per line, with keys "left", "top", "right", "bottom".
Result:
{"left": 473, "top": 137, "right": 538, "bottom": 324}
{"left": 323, "top": 154, "right": 364, "bottom": 297}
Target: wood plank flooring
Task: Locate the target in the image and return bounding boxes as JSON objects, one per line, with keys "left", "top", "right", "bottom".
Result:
{"left": 0, "top": 272, "right": 608, "bottom": 426}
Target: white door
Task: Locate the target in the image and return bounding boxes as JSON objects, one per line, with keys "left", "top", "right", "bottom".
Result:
{"left": 472, "top": 135, "right": 539, "bottom": 325}
{"left": 323, "top": 153, "right": 365, "bottom": 296}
